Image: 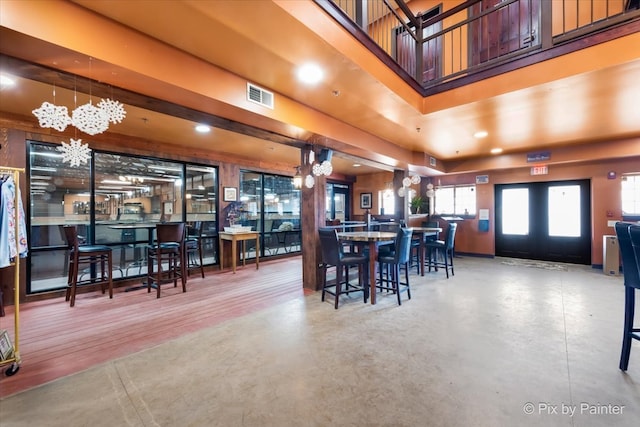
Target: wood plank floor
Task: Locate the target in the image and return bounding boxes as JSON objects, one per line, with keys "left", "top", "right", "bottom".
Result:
{"left": 0, "top": 257, "right": 307, "bottom": 398}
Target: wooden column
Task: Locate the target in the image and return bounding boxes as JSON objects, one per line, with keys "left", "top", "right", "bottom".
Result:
{"left": 300, "top": 146, "right": 325, "bottom": 291}
{"left": 218, "top": 162, "right": 240, "bottom": 268}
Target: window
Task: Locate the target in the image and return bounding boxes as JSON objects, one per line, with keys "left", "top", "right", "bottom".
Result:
{"left": 622, "top": 174, "right": 640, "bottom": 217}
{"left": 379, "top": 188, "right": 395, "bottom": 216}
{"left": 27, "top": 140, "right": 217, "bottom": 294}
{"left": 434, "top": 185, "right": 476, "bottom": 216}
{"left": 434, "top": 187, "right": 454, "bottom": 214}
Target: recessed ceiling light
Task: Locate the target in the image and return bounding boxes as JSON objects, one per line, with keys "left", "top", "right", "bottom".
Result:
{"left": 0, "top": 74, "right": 16, "bottom": 87}
{"left": 490, "top": 148, "right": 503, "bottom": 154}
{"left": 195, "top": 124, "right": 210, "bottom": 133}
{"left": 297, "top": 63, "right": 324, "bottom": 85}
{"left": 474, "top": 130, "right": 488, "bottom": 138}
{"left": 353, "top": 164, "right": 361, "bottom": 167}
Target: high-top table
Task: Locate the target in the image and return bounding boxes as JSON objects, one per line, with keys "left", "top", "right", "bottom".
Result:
{"left": 109, "top": 223, "right": 159, "bottom": 290}
{"left": 411, "top": 227, "right": 443, "bottom": 276}
{"left": 337, "top": 231, "right": 396, "bottom": 305}
{"left": 219, "top": 231, "right": 260, "bottom": 273}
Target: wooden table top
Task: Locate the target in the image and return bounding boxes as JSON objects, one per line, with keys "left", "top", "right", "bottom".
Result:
{"left": 411, "top": 227, "right": 442, "bottom": 232}
{"left": 337, "top": 231, "right": 397, "bottom": 241}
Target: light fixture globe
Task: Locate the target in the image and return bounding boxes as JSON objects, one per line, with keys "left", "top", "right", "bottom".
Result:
{"left": 411, "top": 175, "right": 421, "bottom": 185}
{"left": 304, "top": 175, "right": 315, "bottom": 188}
{"left": 321, "top": 160, "right": 333, "bottom": 176}
{"left": 402, "top": 177, "right": 411, "bottom": 187}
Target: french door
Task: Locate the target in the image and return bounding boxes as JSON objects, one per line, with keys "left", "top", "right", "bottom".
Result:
{"left": 495, "top": 180, "right": 591, "bottom": 264}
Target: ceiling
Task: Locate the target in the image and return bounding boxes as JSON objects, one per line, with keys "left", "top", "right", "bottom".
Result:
{"left": 1, "top": 0, "right": 639, "bottom": 177}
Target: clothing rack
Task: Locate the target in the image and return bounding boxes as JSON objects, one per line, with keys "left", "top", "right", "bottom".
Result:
{"left": 0, "top": 166, "right": 25, "bottom": 376}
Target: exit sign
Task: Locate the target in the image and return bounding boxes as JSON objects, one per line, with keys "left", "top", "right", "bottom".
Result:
{"left": 531, "top": 165, "right": 548, "bottom": 175}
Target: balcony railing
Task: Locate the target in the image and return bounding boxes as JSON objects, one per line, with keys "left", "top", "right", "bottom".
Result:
{"left": 317, "top": 0, "right": 640, "bottom": 93}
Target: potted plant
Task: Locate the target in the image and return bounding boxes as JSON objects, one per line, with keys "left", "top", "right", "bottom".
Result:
{"left": 410, "top": 196, "right": 424, "bottom": 214}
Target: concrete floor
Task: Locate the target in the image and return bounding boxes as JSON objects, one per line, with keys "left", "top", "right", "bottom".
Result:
{"left": 0, "top": 256, "right": 638, "bottom": 426}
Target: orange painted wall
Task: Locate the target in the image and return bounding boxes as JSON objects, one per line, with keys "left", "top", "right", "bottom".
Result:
{"left": 434, "top": 156, "right": 640, "bottom": 265}
{"left": 353, "top": 171, "right": 394, "bottom": 216}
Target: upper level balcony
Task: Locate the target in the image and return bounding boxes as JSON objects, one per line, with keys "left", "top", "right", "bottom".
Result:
{"left": 318, "top": 0, "right": 640, "bottom": 95}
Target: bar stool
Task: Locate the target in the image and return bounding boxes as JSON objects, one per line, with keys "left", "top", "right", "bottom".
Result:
{"left": 616, "top": 222, "right": 640, "bottom": 371}
{"left": 376, "top": 227, "right": 413, "bottom": 305}
{"left": 318, "top": 227, "right": 369, "bottom": 309}
{"left": 425, "top": 222, "right": 458, "bottom": 278}
{"left": 185, "top": 221, "right": 205, "bottom": 278}
{"left": 62, "top": 225, "right": 113, "bottom": 307}
{"left": 147, "top": 223, "right": 186, "bottom": 298}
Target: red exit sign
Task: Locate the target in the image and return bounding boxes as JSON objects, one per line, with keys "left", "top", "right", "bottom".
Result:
{"left": 531, "top": 165, "right": 548, "bottom": 175}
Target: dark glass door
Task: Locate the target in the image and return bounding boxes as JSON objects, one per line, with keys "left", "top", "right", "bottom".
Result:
{"left": 495, "top": 180, "right": 591, "bottom": 264}
{"left": 325, "top": 182, "right": 350, "bottom": 223}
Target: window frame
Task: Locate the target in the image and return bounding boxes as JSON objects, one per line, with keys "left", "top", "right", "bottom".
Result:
{"left": 622, "top": 173, "right": 640, "bottom": 221}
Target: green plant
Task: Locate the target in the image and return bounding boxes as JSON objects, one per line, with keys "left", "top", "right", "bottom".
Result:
{"left": 410, "top": 196, "right": 424, "bottom": 208}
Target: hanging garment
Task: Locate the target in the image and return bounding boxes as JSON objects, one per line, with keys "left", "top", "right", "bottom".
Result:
{"left": 0, "top": 175, "right": 28, "bottom": 268}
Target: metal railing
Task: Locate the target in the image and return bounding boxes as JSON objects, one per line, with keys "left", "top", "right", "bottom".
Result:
{"left": 319, "top": 0, "right": 640, "bottom": 89}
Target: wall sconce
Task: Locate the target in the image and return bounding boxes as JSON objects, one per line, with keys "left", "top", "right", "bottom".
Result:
{"left": 293, "top": 166, "right": 303, "bottom": 189}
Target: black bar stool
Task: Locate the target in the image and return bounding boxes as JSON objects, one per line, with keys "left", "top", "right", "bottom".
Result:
{"left": 185, "top": 221, "right": 205, "bottom": 278}
{"left": 376, "top": 227, "right": 413, "bottom": 305}
{"left": 318, "top": 227, "right": 369, "bottom": 309}
{"left": 616, "top": 222, "right": 640, "bottom": 371}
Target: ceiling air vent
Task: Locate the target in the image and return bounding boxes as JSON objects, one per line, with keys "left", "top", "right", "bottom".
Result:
{"left": 247, "top": 83, "right": 274, "bottom": 109}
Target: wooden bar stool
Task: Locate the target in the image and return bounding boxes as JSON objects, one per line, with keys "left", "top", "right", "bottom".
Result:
{"left": 147, "top": 223, "right": 186, "bottom": 298}
{"left": 63, "top": 226, "right": 113, "bottom": 307}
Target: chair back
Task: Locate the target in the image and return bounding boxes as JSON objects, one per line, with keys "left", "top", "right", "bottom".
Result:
{"left": 156, "top": 222, "right": 185, "bottom": 244}
{"left": 615, "top": 222, "right": 640, "bottom": 288}
{"left": 394, "top": 227, "right": 413, "bottom": 264}
{"left": 422, "top": 220, "right": 440, "bottom": 240}
{"left": 379, "top": 222, "right": 401, "bottom": 233}
{"left": 62, "top": 226, "right": 80, "bottom": 250}
{"left": 318, "top": 227, "right": 341, "bottom": 265}
{"left": 445, "top": 222, "right": 458, "bottom": 250}
{"left": 187, "top": 221, "right": 203, "bottom": 238}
